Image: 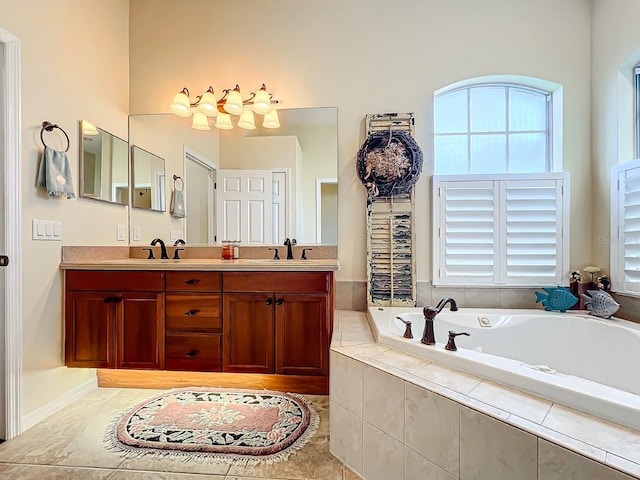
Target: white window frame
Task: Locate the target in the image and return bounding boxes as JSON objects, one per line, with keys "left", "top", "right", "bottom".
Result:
{"left": 611, "top": 158, "right": 640, "bottom": 296}
{"left": 433, "top": 172, "right": 570, "bottom": 288}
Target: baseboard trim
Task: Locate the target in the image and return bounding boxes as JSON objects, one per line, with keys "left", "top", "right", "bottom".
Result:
{"left": 22, "top": 377, "right": 98, "bottom": 431}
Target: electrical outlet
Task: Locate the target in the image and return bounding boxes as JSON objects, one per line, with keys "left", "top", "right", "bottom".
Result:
{"left": 133, "top": 226, "right": 141, "bottom": 241}
{"left": 116, "top": 225, "right": 126, "bottom": 241}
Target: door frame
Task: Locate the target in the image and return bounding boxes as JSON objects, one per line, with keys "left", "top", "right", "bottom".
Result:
{"left": 315, "top": 178, "right": 337, "bottom": 244}
{"left": 0, "top": 27, "right": 23, "bottom": 439}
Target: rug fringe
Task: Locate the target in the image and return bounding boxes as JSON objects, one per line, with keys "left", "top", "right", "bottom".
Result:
{"left": 104, "top": 389, "right": 320, "bottom": 466}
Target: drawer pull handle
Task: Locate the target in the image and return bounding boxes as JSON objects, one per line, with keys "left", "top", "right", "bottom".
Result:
{"left": 275, "top": 298, "right": 284, "bottom": 306}
{"left": 184, "top": 279, "right": 199, "bottom": 285}
{"left": 103, "top": 296, "right": 122, "bottom": 304}
{"left": 185, "top": 350, "right": 198, "bottom": 357}
{"left": 265, "top": 298, "right": 273, "bottom": 305}
{"left": 185, "top": 309, "right": 200, "bottom": 316}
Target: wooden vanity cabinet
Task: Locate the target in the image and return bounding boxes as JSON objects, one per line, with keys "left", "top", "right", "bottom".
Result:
{"left": 222, "top": 272, "right": 330, "bottom": 376}
{"left": 165, "top": 272, "right": 222, "bottom": 372}
{"left": 65, "top": 271, "right": 164, "bottom": 369}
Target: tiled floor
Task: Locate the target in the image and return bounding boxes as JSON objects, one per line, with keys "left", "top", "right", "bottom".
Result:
{"left": 0, "top": 387, "right": 359, "bottom": 480}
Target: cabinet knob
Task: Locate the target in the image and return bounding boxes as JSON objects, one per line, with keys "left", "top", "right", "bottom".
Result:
{"left": 275, "top": 298, "right": 284, "bottom": 306}
{"left": 184, "top": 279, "right": 199, "bottom": 285}
{"left": 185, "top": 350, "right": 198, "bottom": 357}
{"left": 265, "top": 298, "right": 273, "bottom": 305}
{"left": 184, "top": 309, "right": 200, "bottom": 316}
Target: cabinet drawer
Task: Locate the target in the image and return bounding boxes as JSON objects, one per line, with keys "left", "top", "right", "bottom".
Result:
{"left": 165, "top": 333, "right": 222, "bottom": 371}
{"left": 223, "top": 272, "right": 329, "bottom": 293}
{"left": 66, "top": 270, "right": 164, "bottom": 291}
{"left": 165, "top": 294, "right": 221, "bottom": 331}
{"left": 166, "top": 272, "right": 221, "bottom": 292}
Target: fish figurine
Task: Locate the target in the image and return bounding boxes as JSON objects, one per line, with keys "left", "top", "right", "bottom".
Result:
{"left": 581, "top": 290, "right": 620, "bottom": 319}
{"left": 535, "top": 287, "right": 578, "bottom": 312}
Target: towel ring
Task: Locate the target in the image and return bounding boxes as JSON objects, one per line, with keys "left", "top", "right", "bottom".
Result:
{"left": 40, "top": 121, "right": 70, "bottom": 152}
{"left": 173, "top": 175, "right": 184, "bottom": 192}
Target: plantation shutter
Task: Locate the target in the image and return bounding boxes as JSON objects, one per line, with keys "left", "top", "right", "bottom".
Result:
{"left": 434, "top": 173, "right": 568, "bottom": 287}
{"left": 435, "top": 180, "right": 498, "bottom": 285}
{"left": 613, "top": 162, "right": 640, "bottom": 293}
{"left": 502, "top": 179, "right": 565, "bottom": 285}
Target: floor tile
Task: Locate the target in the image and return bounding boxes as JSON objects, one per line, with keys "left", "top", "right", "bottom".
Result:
{"left": 0, "top": 463, "right": 113, "bottom": 479}
{"left": 108, "top": 470, "right": 227, "bottom": 479}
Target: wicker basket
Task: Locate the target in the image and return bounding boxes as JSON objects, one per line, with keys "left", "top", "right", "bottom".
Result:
{"left": 356, "top": 130, "right": 423, "bottom": 198}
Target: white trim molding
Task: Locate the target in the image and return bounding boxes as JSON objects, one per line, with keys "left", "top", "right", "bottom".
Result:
{"left": 0, "top": 27, "right": 23, "bottom": 439}
{"left": 22, "top": 377, "right": 97, "bottom": 432}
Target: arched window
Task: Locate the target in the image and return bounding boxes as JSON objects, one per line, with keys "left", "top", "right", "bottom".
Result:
{"left": 434, "top": 84, "right": 551, "bottom": 174}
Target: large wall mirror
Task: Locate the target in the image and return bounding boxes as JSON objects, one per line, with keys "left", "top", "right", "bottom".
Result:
{"left": 128, "top": 107, "right": 338, "bottom": 246}
{"left": 79, "top": 120, "right": 129, "bottom": 205}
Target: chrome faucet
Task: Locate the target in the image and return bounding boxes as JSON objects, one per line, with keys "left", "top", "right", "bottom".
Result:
{"left": 151, "top": 238, "right": 169, "bottom": 259}
{"left": 421, "top": 297, "right": 459, "bottom": 345}
{"left": 284, "top": 237, "right": 296, "bottom": 260}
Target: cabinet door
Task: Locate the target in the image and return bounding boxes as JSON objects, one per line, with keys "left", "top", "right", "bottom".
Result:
{"left": 65, "top": 291, "right": 115, "bottom": 368}
{"left": 223, "top": 293, "right": 275, "bottom": 373}
{"left": 116, "top": 292, "right": 164, "bottom": 369}
{"left": 275, "top": 293, "right": 329, "bottom": 376}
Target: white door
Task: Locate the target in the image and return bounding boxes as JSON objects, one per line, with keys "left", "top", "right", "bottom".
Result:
{"left": 0, "top": 41, "right": 5, "bottom": 439}
{"left": 272, "top": 170, "right": 288, "bottom": 244}
{"left": 217, "top": 169, "right": 273, "bottom": 244}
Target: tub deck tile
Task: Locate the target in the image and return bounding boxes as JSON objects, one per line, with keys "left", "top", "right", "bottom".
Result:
{"left": 606, "top": 453, "right": 640, "bottom": 478}
{"left": 468, "top": 380, "right": 552, "bottom": 424}
{"left": 413, "top": 362, "right": 482, "bottom": 395}
{"left": 543, "top": 404, "right": 640, "bottom": 464}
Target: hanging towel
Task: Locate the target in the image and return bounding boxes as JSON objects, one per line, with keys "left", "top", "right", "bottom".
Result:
{"left": 170, "top": 189, "right": 186, "bottom": 218}
{"left": 36, "top": 146, "right": 76, "bottom": 199}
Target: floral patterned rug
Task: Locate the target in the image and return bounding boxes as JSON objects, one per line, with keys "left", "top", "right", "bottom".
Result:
{"left": 106, "top": 387, "right": 318, "bottom": 465}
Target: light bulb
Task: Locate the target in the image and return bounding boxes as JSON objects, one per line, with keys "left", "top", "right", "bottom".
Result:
{"left": 223, "top": 85, "right": 244, "bottom": 115}
{"left": 82, "top": 120, "right": 99, "bottom": 136}
{"left": 169, "top": 88, "right": 192, "bottom": 118}
{"left": 215, "top": 112, "right": 233, "bottom": 130}
{"left": 238, "top": 110, "right": 256, "bottom": 130}
{"left": 252, "top": 84, "right": 272, "bottom": 115}
{"left": 262, "top": 109, "right": 281, "bottom": 128}
{"left": 197, "top": 87, "right": 218, "bottom": 117}
{"left": 191, "top": 112, "right": 210, "bottom": 130}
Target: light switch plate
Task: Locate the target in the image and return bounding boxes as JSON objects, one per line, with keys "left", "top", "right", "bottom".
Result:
{"left": 117, "top": 225, "right": 126, "bottom": 241}
{"left": 133, "top": 226, "right": 141, "bottom": 241}
{"left": 32, "top": 219, "right": 62, "bottom": 241}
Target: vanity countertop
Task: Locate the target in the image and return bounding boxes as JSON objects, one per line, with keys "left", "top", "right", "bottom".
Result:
{"left": 60, "top": 257, "right": 340, "bottom": 272}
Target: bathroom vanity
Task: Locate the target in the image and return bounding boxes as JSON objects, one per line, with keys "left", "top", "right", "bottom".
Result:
{"left": 61, "top": 254, "right": 338, "bottom": 394}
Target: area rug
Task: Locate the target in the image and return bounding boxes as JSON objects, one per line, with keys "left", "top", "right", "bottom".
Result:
{"left": 105, "top": 387, "right": 318, "bottom": 465}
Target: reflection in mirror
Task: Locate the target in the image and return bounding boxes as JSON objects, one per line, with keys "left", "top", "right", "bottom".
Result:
{"left": 127, "top": 107, "right": 338, "bottom": 245}
{"left": 79, "top": 120, "right": 129, "bottom": 205}
{"left": 131, "top": 145, "right": 166, "bottom": 211}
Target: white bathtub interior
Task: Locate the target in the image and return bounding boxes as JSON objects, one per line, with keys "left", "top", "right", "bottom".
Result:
{"left": 368, "top": 307, "right": 640, "bottom": 431}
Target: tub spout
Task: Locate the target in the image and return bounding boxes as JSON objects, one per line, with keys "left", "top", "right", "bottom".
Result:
{"left": 421, "top": 298, "right": 459, "bottom": 345}
{"left": 435, "top": 296, "right": 458, "bottom": 313}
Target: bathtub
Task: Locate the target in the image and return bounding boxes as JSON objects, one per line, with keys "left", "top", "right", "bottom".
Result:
{"left": 368, "top": 307, "right": 640, "bottom": 431}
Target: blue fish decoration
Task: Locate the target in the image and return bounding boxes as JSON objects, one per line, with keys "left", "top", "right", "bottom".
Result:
{"left": 535, "top": 287, "right": 578, "bottom": 312}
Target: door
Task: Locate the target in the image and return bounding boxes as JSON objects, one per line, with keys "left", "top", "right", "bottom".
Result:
{"left": 223, "top": 293, "right": 275, "bottom": 373}
{"left": 64, "top": 291, "right": 115, "bottom": 368}
{"left": 275, "top": 293, "right": 329, "bottom": 376}
{"left": 272, "top": 170, "right": 289, "bottom": 244}
{"left": 217, "top": 169, "right": 273, "bottom": 244}
{"left": 185, "top": 152, "right": 217, "bottom": 244}
{"left": 116, "top": 292, "right": 164, "bottom": 369}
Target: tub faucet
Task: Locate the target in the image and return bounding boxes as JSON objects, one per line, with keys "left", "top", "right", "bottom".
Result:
{"left": 421, "top": 297, "right": 459, "bottom": 345}
{"left": 284, "top": 237, "right": 296, "bottom": 260}
{"left": 151, "top": 238, "right": 169, "bottom": 259}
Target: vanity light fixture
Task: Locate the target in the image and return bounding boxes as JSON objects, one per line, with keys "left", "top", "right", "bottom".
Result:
{"left": 169, "top": 84, "right": 280, "bottom": 131}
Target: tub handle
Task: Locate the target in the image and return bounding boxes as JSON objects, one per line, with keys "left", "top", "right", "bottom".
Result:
{"left": 395, "top": 316, "right": 413, "bottom": 339}
{"left": 445, "top": 330, "right": 470, "bottom": 351}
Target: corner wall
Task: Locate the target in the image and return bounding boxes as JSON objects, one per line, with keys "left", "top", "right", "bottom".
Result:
{"left": 0, "top": 0, "right": 130, "bottom": 416}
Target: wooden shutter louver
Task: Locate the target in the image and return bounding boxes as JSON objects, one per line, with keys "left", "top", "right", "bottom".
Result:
{"left": 365, "top": 113, "right": 416, "bottom": 306}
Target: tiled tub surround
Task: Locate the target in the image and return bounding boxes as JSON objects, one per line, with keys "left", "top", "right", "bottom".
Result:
{"left": 330, "top": 310, "right": 640, "bottom": 480}
{"left": 375, "top": 307, "right": 640, "bottom": 431}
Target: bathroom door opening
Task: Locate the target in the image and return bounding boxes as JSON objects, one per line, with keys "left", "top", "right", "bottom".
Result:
{"left": 316, "top": 178, "right": 338, "bottom": 244}
{"left": 184, "top": 148, "right": 217, "bottom": 244}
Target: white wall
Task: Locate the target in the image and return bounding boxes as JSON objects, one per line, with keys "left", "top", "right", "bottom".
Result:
{"left": 591, "top": 1, "right": 640, "bottom": 273}
{"left": 0, "top": 0, "right": 130, "bottom": 416}
{"left": 129, "top": 0, "right": 593, "bottom": 283}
